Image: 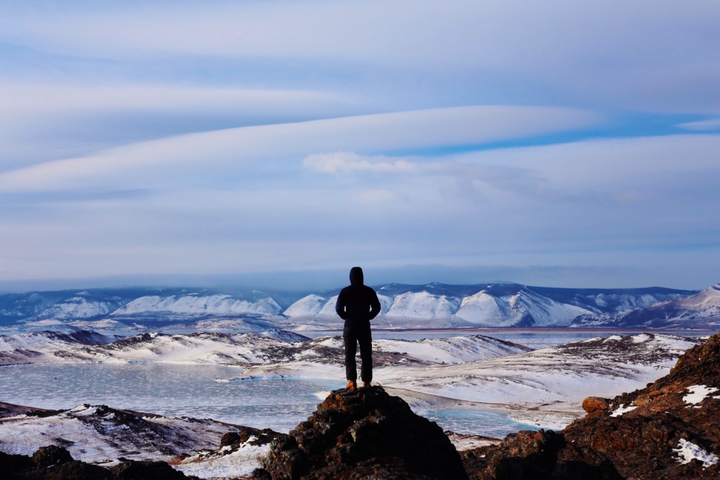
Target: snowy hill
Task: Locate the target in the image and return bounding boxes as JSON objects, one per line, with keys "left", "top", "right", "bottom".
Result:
{"left": 0, "top": 330, "right": 111, "bottom": 356}
{"left": 572, "top": 284, "right": 720, "bottom": 329}
{"left": 0, "top": 330, "right": 528, "bottom": 367}
{"left": 0, "top": 402, "right": 263, "bottom": 473}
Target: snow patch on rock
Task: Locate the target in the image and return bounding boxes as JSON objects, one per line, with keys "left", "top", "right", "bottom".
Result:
{"left": 684, "top": 385, "right": 719, "bottom": 405}
{"left": 674, "top": 438, "right": 719, "bottom": 467}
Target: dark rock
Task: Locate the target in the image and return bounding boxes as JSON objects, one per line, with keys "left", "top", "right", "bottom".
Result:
{"left": 0, "top": 450, "right": 35, "bottom": 475}
{"left": 0, "top": 402, "right": 61, "bottom": 419}
{"left": 110, "top": 460, "right": 189, "bottom": 479}
{"left": 32, "top": 445, "right": 73, "bottom": 468}
{"left": 259, "top": 386, "right": 468, "bottom": 479}
{"left": 221, "top": 426, "right": 284, "bottom": 449}
{"left": 0, "top": 446, "right": 111, "bottom": 480}
{"left": 464, "top": 333, "right": 720, "bottom": 479}
{"left": 0, "top": 445, "right": 196, "bottom": 480}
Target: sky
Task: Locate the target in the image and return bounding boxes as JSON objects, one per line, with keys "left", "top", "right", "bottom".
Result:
{"left": 0, "top": 0, "right": 719, "bottom": 292}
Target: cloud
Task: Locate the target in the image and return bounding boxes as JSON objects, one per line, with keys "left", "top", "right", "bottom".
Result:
{"left": 0, "top": 83, "right": 359, "bottom": 168}
{"left": 303, "top": 152, "right": 418, "bottom": 175}
{"left": 0, "top": 105, "right": 599, "bottom": 193}
{"left": 677, "top": 118, "right": 720, "bottom": 131}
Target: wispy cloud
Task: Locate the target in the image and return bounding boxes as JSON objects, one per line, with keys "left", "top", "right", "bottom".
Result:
{"left": 2, "top": 1, "right": 718, "bottom": 112}
{"left": 304, "top": 152, "right": 419, "bottom": 175}
{"left": 0, "top": 106, "right": 599, "bottom": 193}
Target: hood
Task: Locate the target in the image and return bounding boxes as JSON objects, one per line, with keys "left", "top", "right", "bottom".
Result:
{"left": 349, "top": 266, "right": 364, "bottom": 286}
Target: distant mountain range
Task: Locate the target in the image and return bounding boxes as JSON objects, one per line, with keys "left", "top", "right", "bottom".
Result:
{"left": 0, "top": 282, "right": 717, "bottom": 331}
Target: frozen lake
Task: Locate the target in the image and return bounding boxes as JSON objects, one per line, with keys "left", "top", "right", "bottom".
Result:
{"left": 0, "top": 362, "right": 537, "bottom": 438}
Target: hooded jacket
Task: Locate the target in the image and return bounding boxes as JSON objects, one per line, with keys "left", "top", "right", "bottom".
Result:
{"left": 335, "top": 267, "right": 381, "bottom": 322}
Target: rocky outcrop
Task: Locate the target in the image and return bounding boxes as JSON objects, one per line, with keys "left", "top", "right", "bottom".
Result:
{"left": 220, "top": 426, "right": 285, "bottom": 450}
{"left": 255, "top": 386, "right": 468, "bottom": 479}
{"left": 0, "top": 445, "right": 192, "bottom": 479}
{"left": 464, "top": 333, "right": 720, "bottom": 479}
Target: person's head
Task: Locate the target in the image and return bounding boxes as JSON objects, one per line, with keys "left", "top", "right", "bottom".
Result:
{"left": 349, "top": 266, "right": 364, "bottom": 286}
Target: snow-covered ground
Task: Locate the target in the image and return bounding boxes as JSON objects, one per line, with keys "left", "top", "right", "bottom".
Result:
{"left": 1, "top": 331, "right": 700, "bottom": 426}
{"left": 0, "top": 330, "right": 706, "bottom": 478}
{"left": 0, "top": 402, "right": 268, "bottom": 478}
{"left": 0, "top": 403, "right": 246, "bottom": 463}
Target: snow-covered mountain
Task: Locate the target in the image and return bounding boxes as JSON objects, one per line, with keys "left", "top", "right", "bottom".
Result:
{"left": 0, "top": 283, "right": 706, "bottom": 330}
{"left": 572, "top": 284, "right": 720, "bottom": 329}
{"left": 283, "top": 283, "right": 697, "bottom": 328}
{"left": 113, "top": 294, "right": 282, "bottom": 317}
{"left": 0, "top": 287, "right": 296, "bottom": 330}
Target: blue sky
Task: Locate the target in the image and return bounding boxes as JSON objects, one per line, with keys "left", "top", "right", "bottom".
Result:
{"left": 0, "top": 0, "right": 719, "bottom": 292}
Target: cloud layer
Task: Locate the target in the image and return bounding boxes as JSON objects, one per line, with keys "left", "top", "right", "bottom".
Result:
{"left": 0, "top": 1, "right": 718, "bottom": 289}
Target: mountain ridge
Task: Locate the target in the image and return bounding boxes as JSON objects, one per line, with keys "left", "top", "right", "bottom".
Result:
{"left": 0, "top": 282, "right": 711, "bottom": 330}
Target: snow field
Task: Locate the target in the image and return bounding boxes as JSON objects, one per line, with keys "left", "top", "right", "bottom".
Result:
{"left": 175, "top": 442, "right": 270, "bottom": 479}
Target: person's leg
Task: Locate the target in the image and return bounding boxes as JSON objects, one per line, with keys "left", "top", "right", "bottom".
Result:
{"left": 358, "top": 321, "right": 372, "bottom": 384}
{"left": 343, "top": 324, "right": 358, "bottom": 382}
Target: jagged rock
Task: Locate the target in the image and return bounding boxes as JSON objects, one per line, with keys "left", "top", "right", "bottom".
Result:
{"left": 582, "top": 396, "right": 609, "bottom": 415}
{"left": 0, "top": 445, "right": 195, "bottom": 479}
{"left": 221, "top": 426, "right": 283, "bottom": 449}
{"left": 255, "top": 386, "right": 468, "bottom": 479}
{"left": 0, "top": 446, "right": 111, "bottom": 479}
{"left": 464, "top": 333, "right": 720, "bottom": 479}
{"left": 31, "top": 445, "right": 74, "bottom": 468}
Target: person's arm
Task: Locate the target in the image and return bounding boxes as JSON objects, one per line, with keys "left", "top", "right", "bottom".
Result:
{"left": 335, "top": 290, "right": 348, "bottom": 320}
{"left": 368, "top": 290, "right": 381, "bottom": 320}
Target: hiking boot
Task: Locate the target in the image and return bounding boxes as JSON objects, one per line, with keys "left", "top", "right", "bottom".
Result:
{"left": 346, "top": 380, "right": 357, "bottom": 390}
{"left": 362, "top": 382, "right": 371, "bottom": 388}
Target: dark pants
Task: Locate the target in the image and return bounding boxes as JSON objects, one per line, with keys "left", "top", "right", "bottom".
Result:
{"left": 344, "top": 320, "right": 372, "bottom": 383}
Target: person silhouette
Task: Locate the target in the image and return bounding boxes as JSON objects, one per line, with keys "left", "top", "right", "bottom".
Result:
{"left": 335, "top": 266, "right": 381, "bottom": 390}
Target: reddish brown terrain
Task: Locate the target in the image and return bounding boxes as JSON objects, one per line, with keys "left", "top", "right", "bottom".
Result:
{"left": 462, "top": 333, "right": 720, "bottom": 479}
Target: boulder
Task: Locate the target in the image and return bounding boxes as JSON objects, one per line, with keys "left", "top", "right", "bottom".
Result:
{"left": 255, "top": 386, "right": 468, "bottom": 479}
{"left": 581, "top": 396, "right": 609, "bottom": 415}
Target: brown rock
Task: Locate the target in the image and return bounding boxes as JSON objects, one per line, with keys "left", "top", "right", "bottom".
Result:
{"left": 582, "top": 396, "right": 609, "bottom": 415}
